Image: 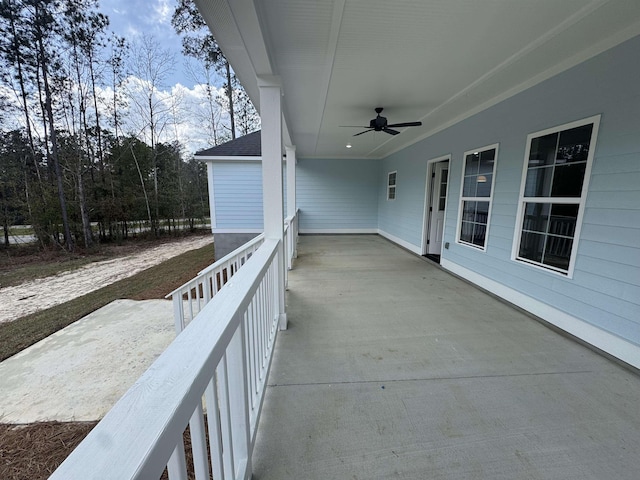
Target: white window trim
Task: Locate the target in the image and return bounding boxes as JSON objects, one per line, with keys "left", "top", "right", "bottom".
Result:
{"left": 456, "top": 143, "right": 499, "bottom": 252}
{"left": 387, "top": 170, "right": 397, "bottom": 201}
{"left": 511, "top": 115, "right": 601, "bottom": 278}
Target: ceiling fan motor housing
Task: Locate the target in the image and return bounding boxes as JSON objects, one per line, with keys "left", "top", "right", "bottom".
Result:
{"left": 370, "top": 115, "right": 387, "bottom": 130}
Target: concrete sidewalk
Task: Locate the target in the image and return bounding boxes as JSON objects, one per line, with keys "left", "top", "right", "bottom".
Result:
{"left": 252, "top": 235, "right": 640, "bottom": 479}
{"left": 0, "top": 300, "right": 174, "bottom": 423}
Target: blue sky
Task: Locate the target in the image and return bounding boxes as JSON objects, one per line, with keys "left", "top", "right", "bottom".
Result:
{"left": 100, "top": 0, "right": 194, "bottom": 88}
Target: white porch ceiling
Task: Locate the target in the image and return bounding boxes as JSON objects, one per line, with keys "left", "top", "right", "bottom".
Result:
{"left": 196, "top": 0, "right": 640, "bottom": 159}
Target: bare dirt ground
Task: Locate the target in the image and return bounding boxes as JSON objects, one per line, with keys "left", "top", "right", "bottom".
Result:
{"left": 0, "top": 235, "right": 212, "bottom": 324}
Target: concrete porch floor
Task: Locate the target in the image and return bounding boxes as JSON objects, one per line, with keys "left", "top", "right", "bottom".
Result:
{"left": 252, "top": 235, "right": 640, "bottom": 479}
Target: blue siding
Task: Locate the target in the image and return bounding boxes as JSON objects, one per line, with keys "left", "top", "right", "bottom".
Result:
{"left": 297, "top": 158, "right": 379, "bottom": 231}
{"left": 213, "top": 162, "right": 264, "bottom": 229}
{"left": 378, "top": 153, "right": 428, "bottom": 246}
{"left": 212, "top": 162, "right": 288, "bottom": 230}
{"left": 379, "top": 35, "right": 640, "bottom": 345}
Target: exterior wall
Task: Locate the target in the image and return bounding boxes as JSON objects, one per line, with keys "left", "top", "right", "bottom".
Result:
{"left": 211, "top": 162, "right": 264, "bottom": 230}
{"left": 213, "top": 232, "right": 261, "bottom": 259}
{"left": 297, "top": 158, "right": 379, "bottom": 233}
{"left": 378, "top": 35, "right": 640, "bottom": 362}
{"left": 208, "top": 161, "right": 288, "bottom": 232}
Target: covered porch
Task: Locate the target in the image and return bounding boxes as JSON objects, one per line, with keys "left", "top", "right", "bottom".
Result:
{"left": 49, "top": 0, "right": 640, "bottom": 476}
{"left": 253, "top": 234, "right": 640, "bottom": 479}
{"left": 49, "top": 233, "right": 640, "bottom": 479}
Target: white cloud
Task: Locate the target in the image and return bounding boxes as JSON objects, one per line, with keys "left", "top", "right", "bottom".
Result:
{"left": 152, "top": 0, "right": 172, "bottom": 25}
{"left": 1, "top": 70, "right": 241, "bottom": 156}
{"left": 111, "top": 75, "right": 230, "bottom": 154}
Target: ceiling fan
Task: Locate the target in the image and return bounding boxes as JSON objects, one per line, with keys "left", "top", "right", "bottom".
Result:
{"left": 342, "top": 107, "right": 422, "bottom": 136}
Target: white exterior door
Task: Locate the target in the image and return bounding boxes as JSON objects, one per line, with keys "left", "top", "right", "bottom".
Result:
{"left": 427, "top": 162, "right": 448, "bottom": 255}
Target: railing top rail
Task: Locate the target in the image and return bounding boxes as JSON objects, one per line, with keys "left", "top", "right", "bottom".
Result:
{"left": 197, "top": 232, "right": 265, "bottom": 277}
{"left": 284, "top": 208, "right": 299, "bottom": 224}
{"left": 51, "top": 238, "right": 280, "bottom": 480}
{"left": 165, "top": 233, "right": 265, "bottom": 298}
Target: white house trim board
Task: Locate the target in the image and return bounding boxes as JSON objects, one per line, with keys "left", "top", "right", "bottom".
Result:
{"left": 378, "top": 230, "right": 422, "bottom": 256}
{"left": 198, "top": 156, "right": 262, "bottom": 162}
{"left": 206, "top": 162, "right": 216, "bottom": 230}
{"left": 440, "top": 258, "right": 640, "bottom": 370}
{"left": 298, "top": 228, "right": 378, "bottom": 235}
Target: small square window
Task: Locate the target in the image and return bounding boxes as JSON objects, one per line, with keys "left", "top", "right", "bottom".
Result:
{"left": 387, "top": 171, "right": 397, "bottom": 201}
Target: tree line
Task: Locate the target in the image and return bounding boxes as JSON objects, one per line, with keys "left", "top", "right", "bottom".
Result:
{"left": 0, "top": 0, "right": 259, "bottom": 250}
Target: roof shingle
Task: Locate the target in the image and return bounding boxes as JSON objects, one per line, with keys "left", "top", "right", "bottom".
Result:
{"left": 195, "top": 130, "right": 261, "bottom": 157}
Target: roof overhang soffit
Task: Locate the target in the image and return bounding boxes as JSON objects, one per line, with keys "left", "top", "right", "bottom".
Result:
{"left": 194, "top": 0, "right": 292, "bottom": 147}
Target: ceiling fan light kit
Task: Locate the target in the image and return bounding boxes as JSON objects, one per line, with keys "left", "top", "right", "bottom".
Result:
{"left": 342, "top": 107, "right": 422, "bottom": 137}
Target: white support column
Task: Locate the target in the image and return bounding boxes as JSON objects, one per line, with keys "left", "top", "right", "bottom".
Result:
{"left": 258, "top": 76, "right": 287, "bottom": 330}
{"left": 285, "top": 145, "right": 297, "bottom": 218}
{"left": 285, "top": 144, "right": 298, "bottom": 260}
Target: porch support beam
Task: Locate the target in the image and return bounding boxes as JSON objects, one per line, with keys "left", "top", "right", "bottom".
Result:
{"left": 258, "top": 75, "right": 287, "bottom": 330}
{"left": 285, "top": 144, "right": 297, "bottom": 259}
{"left": 285, "top": 145, "right": 296, "bottom": 218}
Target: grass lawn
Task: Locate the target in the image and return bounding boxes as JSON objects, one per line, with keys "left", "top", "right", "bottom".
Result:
{"left": 0, "top": 239, "right": 214, "bottom": 362}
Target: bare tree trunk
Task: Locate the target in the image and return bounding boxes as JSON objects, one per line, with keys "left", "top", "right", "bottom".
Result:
{"left": 6, "top": 6, "right": 42, "bottom": 186}
{"left": 225, "top": 61, "right": 235, "bottom": 140}
{"left": 88, "top": 56, "right": 105, "bottom": 181}
{"left": 148, "top": 95, "right": 159, "bottom": 236}
{"left": 37, "top": 28, "right": 74, "bottom": 251}
{"left": 130, "top": 143, "right": 153, "bottom": 232}
{"left": 2, "top": 210, "right": 9, "bottom": 247}
{"left": 77, "top": 163, "right": 92, "bottom": 248}
{"left": 71, "top": 40, "right": 94, "bottom": 249}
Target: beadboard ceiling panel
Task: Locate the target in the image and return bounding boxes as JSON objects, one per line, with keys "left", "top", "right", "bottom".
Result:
{"left": 196, "top": 0, "right": 640, "bottom": 158}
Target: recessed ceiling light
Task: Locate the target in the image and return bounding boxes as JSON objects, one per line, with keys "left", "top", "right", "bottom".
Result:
{"left": 346, "top": 143, "right": 352, "bottom": 148}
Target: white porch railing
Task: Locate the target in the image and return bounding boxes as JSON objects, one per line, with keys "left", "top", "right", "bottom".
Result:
{"left": 284, "top": 210, "right": 299, "bottom": 272}
{"left": 50, "top": 238, "right": 283, "bottom": 480}
{"left": 168, "top": 209, "right": 298, "bottom": 334}
{"left": 167, "top": 234, "right": 265, "bottom": 333}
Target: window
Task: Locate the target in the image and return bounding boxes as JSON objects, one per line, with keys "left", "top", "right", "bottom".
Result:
{"left": 457, "top": 144, "right": 498, "bottom": 250}
{"left": 387, "top": 171, "right": 397, "bottom": 200}
{"left": 513, "top": 116, "right": 600, "bottom": 276}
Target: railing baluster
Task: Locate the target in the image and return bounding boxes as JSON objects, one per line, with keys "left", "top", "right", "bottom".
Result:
{"left": 217, "top": 354, "right": 235, "bottom": 478}
{"left": 167, "top": 438, "right": 188, "bottom": 480}
{"left": 197, "top": 279, "right": 204, "bottom": 314}
{"left": 173, "top": 293, "right": 185, "bottom": 335}
{"left": 227, "top": 318, "right": 251, "bottom": 477}
{"left": 258, "top": 281, "right": 266, "bottom": 377}
{"left": 187, "top": 287, "right": 194, "bottom": 324}
{"left": 250, "top": 297, "right": 258, "bottom": 409}
{"left": 246, "top": 305, "right": 255, "bottom": 411}
{"left": 205, "top": 377, "right": 225, "bottom": 480}
{"left": 189, "top": 402, "right": 210, "bottom": 480}
{"left": 204, "top": 273, "right": 212, "bottom": 303}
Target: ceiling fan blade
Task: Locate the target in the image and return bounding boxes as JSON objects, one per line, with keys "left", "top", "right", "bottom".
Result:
{"left": 383, "top": 128, "right": 400, "bottom": 135}
{"left": 386, "top": 121, "right": 422, "bottom": 128}
{"left": 353, "top": 129, "right": 374, "bottom": 136}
